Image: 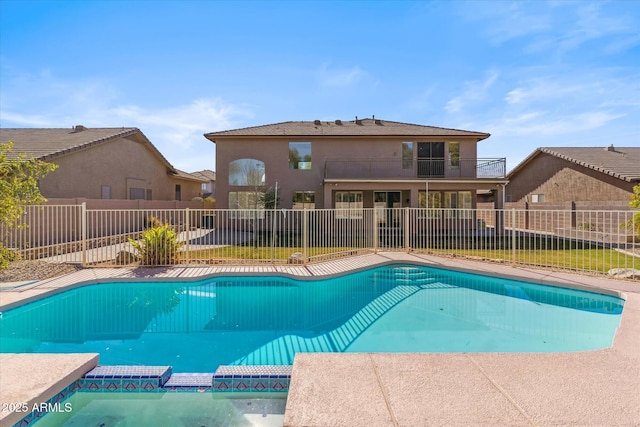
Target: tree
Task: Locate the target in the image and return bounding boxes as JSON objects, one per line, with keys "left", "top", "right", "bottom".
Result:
{"left": 259, "top": 186, "right": 280, "bottom": 209}
{"left": 625, "top": 184, "right": 640, "bottom": 238}
{"left": 1, "top": 141, "right": 58, "bottom": 268}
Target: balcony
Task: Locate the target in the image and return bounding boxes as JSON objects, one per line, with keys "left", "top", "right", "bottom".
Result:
{"left": 324, "top": 158, "right": 506, "bottom": 180}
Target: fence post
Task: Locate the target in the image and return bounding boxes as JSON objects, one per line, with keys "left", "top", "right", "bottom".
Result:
{"left": 185, "top": 208, "right": 190, "bottom": 265}
{"left": 303, "top": 209, "right": 308, "bottom": 265}
{"left": 511, "top": 208, "right": 516, "bottom": 266}
{"left": 373, "top": 207, "right": 378, "bottom": 253}
{"left": 81, "top": 202, "right": 87, "bottom": 266}
{"left": 404, "top": 207, "right": 410, "bottom": 253}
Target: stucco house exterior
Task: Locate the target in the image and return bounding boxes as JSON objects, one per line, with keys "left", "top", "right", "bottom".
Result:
{"left": 205, "top": 118, "right": 508, "bottom": 214}
{"left": 191, "top": 169, "right": 216, "bottom": 199}
{"left": 506, "top": 146, "right": 640, "bottom": 206}
{"left": 1, "top": 126, "right": 205, "bottom": 201}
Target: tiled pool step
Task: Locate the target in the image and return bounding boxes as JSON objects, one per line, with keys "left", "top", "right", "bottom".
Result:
{"left": 77, "top": 365, "right": 292, "bottom": 393}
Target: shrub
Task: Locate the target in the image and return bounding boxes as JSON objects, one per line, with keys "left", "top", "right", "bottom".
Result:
{"left": 623, "top": 184, "right": 640, "bottom": 239}
{"left": 0, "top": 246, "right": 19, "bottom": 270}
{"left": 129, "top": 218, "right": 183, "bottom": 266}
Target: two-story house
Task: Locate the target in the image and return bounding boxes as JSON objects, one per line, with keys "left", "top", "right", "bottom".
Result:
{"left": 205, "top": 118, "right": 507, "bottom": 219}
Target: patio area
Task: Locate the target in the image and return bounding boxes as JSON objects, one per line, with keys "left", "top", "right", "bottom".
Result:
{"left": 1, "top": 252, "right": 639, "bottom": 426}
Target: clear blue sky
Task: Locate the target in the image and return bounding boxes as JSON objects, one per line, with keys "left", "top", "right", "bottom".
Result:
{"left": 1, "top": 0, "right": 639, "bottom": 173}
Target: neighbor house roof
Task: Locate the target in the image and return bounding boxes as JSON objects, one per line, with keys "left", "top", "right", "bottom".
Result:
{"left": 0, "top": 126, "right": 205, "bottom": 182}
{"left": 191, "top": 169, "right": 216, "bottom": 181}
{"left": 205, "top": 118, "right": 490, "bottom": 140}
{"left": 508, "top": 146, "right": 640, "bottom": 182}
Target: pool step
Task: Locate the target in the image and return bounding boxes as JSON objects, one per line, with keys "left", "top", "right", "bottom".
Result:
{"left": 234, "top": 284, "right": 423, "bottom": 365}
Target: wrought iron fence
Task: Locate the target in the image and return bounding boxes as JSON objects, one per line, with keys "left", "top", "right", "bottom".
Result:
{"left": 2, "top": 204, "right": 638, "bottom": 279}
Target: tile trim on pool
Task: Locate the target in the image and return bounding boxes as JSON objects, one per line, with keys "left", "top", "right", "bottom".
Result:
{"left": 13, "top": 364, "right": 292, "bottom": 426}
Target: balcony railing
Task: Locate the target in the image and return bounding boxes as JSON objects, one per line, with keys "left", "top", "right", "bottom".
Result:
{"left": 324, "top": 158, "right": 506, "bottom": 180}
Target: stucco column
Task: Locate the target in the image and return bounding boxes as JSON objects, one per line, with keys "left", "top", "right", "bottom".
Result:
{"left": 323, "top": 183, "right": 333, "bottom": 209}
{"left": 410, "top": 188, "right": 420, "bottom": 208}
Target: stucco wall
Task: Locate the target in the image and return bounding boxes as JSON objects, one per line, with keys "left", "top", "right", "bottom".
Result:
{"left": 38, "top": 135, "right": 201, "bottom": 200}
{"left": 216, "top": 136, "right": 481, "bottom": 209}
{"left": 507, "top": 153, "right": 634, "bottom": 203}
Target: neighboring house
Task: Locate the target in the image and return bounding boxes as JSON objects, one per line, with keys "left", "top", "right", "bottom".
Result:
{"left": 506, "top": 146, "right": 640, "bottom": 205}
{"left": 1, "top": 126, "right": 205, "bottom": 201}
{"left": 191, "top": 169, "right": 216, "bottom": 199}
{"left": 205, "top": 118, "right": 507, "bottom": 215}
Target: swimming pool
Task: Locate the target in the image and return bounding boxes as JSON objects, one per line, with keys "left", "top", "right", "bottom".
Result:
{"left": 0, "top": 264, "right": 624, "bottom": 372}
{"left": 32, "top": 392, "right": 286, "bottom": 427}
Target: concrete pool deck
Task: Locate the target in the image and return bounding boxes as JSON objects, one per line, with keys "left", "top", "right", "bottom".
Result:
{"left": 1, "top": 252, "right": 639, "bottom": 426}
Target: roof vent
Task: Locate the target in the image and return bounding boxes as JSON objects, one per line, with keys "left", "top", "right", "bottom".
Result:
{"left": 355, "top": 116, "right": 362, "bottom": 125}
{"left": 72, "top": 125, "right": 87, "bottom": 133}
{"left": 335, "top": 119, "right": 342, "bottom": 125}
{"left": 314, "top": 119, "right": 321, "bottom": 126}
{"left": 606, "top": 144, "right": 615, "bottom": 152}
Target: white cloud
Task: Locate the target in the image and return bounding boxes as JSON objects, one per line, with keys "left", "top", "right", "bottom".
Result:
{"left": 461, "top": 1, "right": 640, "bottom": 55}
{"left": 0, "top": 72, "right": 250, "bottom": 171}
{"left": 317, "top": 63, "right": 372, "bottom": 87}
{"left": 445, "top": 71, "right": 499, "bottom": 113}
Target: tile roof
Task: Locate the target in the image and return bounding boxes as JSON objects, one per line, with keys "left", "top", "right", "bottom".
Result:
{"left": 190, "top": 169, "right": 216, "bottom": 181}
{"left": 509, "top": 146, "right": 640, "bottom": 182}
{"left": 172, "top": 169, "right": 208, "bottom": 182}
{"left": 1, "top": 126, "right": 140, "bottom": 160}
{"left": 204, "top": 118, "right": 490, "bottom": 139}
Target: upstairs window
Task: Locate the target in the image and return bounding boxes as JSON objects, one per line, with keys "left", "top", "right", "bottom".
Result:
{"left": 229, "top": 159, "right": 265, "bottom": 186}
{"left": 289, "top": 142, "right": 312, "bottom": 169}
{"left": 402, "top": 142, "right": 413, "bottom": 169}
{"left": 449, "top": 142, "right": 460, "bottom": 168}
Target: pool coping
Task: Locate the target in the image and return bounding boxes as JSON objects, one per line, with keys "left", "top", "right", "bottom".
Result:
{"left": 1, "top": 252, "right": 639, "bottom": 426}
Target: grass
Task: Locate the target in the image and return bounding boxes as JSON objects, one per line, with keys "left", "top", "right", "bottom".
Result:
{"left": 426, "top": 248, "right": 639, "bottom": 274}
{"left": 180, "top": 244, "right": 639, "bottom": 274}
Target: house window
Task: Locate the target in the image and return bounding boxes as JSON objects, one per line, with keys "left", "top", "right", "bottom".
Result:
{"left": 449, "top": 142, "right": 460, "bottom": 168}
{"left": 419, "top": 191, "right": 442, "bottom": 218}
{"left": 402, "top": 142, "right": 413, "bottom": 169}
{"left": 130, "top": 187, "right": 145, "bottom": 200}
{"left": 229, "top": 159, "right": 265, "bottom": 185}
{"left": 289, "top": 142, "right": 312, "bottom": 169}
{"left": 201, "top": 183, "right": 207, "bottom": 193}
{"left": 175, "top": 185, "right": 181, "bottom": 201}
{"left": 229, "top": 191, "right": 265, "bottom": 219}
{"left": 531, "top": 194, "right": 545, "bottom": 203}
{"left": 335, "top": 191, "right": 363, "bottom": 219}
{"left": 101, "top": 185, "right": 111, "bottom": 199}
{"left": 444, "top": 191, "right": 472, "bottom": 218}
{"left": 293, "top": 191, "right": 315, "bottom": 209}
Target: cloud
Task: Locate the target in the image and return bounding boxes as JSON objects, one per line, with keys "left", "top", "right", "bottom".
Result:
{"left": 461, "top": 1, "right": 640, "bottom": 55}
{"left": 445, "top": 71, "right": 499, "bottom": 113}
{"left": 0, "top": 71, "right": 250, "bottom": 171}
{"left": 317, "top": 63, "right": 371, "bottom": 87}
{"left": 491, "top": 110, "right": 624, "bottom": 137}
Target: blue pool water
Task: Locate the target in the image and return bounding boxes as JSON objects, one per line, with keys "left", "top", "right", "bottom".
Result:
{"left": 0, "top": 264, "right": 624, "bottom": 372}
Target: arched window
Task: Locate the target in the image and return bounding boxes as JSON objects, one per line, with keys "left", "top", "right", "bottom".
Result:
{"left": 228, "top": 159, "right": 265, "bottom": 186}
